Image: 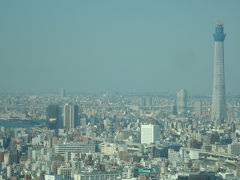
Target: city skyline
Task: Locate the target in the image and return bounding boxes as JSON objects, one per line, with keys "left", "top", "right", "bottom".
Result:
{"left": 0, "top": 1, "right": 240, "bottom": 94}
{"left": 1, "top": 2, "right": 240, "bottom": 179}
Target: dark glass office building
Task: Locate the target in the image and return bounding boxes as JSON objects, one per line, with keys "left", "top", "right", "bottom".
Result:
{"left": 46, "top": 104, "right": 60, "bottom": 129}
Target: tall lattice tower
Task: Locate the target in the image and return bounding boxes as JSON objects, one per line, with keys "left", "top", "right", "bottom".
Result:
{"left": 211, "top": 21, "right": 227, "bottom": 126}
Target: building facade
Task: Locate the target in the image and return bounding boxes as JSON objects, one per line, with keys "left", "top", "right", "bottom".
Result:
{"left": 46, "top": 104, "right": 60, "bottom": 129}
{"left": 141, "top": 124, "right": 160, "bottom": 144}
{"left": 55, "top": 141, "right": 98, "bottom": 154}
{"left": 63, "top": 104, "right": 79, "bottom": 129}
{"left": 74, "top": 171, "right": 120, "bottom": 180}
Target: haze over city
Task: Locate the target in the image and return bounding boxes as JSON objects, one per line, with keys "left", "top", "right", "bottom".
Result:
{"left": 2, "top": 1, "right": 240, "bottom": 180}
{"left": 0, "top": 1, "right": 240, "bottom": 94}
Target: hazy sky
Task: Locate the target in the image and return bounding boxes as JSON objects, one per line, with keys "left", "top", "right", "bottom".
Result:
{"left": 0, "top": 1, "right": 240, "bottom": 94}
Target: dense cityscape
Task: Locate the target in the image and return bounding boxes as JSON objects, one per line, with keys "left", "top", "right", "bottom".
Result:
{"left": 1, "top": 24, "right": 240, "bottom": 179}
{"left": 1, "top": 1, "right": 240, "bottom": 180}
{"left": 1, "top": 87, "right": 240, "bottom": 180}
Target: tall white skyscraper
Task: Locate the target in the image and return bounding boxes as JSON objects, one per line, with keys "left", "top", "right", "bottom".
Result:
{"left": 177, "top": 89, "right": 187, "bottom": 117}
{"left": 63, "top": 104, "right": 79, "bottom": 129}
{"left": 141, "top": 124, "right": 160, "bottom": 144}
{"left": 211, "top": 22, "right": 227, "bottom": 126}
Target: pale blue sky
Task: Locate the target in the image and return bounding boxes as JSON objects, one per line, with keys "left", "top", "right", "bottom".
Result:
{"left": 0, "top": 1, "right": 240, "bottom": 94}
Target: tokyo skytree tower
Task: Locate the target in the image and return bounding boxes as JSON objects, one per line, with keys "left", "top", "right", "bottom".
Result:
{"left": 211, "top": 21, "right": 227, "bottom": 126}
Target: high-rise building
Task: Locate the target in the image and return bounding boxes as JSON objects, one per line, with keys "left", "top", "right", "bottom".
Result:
{"left": 46, "top": 104, "right": 60, "bottom": 129}
{"left": 141, "top": 96, "right": 153, "bottom": 107}
{"left": 211, "top": 22, "right": 227, "bottom": 126}
{"left": 141, "top": 124, "right": 160, "bottom": 144}
{"left": 172, "top": 100, "right": 177, "bottom": 116}
{"left": 177, "top": 89, "right": 187, "bottom": 117}
{"left": 63, "top": 104, "right": 71, "bottom": 129}
{"left": 63, "top": 104, "right": 79, "bottom": 129}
